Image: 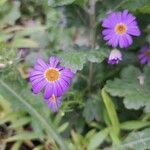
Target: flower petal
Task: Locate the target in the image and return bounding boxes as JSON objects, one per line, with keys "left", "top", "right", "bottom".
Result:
{"left": 127, "top": 26, "right": 141, "bottom": 36}
{"left": 49, "top": 56, "right": 60, "bottom": 67}
{"left": 32, "top": 79, "right": 47, "bottom": 94}
{"left": 44, "top": 83, "right": 53, "bottom": 99}
{"left": 36, "top": 58, "right": 48, "bottom": 69}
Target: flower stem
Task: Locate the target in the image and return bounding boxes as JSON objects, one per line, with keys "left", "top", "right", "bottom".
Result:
{"left": 88, "top": 0, "right": 96, "bottom": 92}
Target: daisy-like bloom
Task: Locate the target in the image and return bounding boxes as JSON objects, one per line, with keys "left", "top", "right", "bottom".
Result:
{"left": 108, "top": 49, "right": 122, "bottom": 65}
{"left": 45, "top": 95, "right": 62, "bottom": 112}
{"left": 102, "top": 10, "right": 141, "bottom": 48}
{"left": 29, "top": 56, "right": 74, "bottom": 99}
{"left": 138, "top": 45, "right": 150, "bottom": 65}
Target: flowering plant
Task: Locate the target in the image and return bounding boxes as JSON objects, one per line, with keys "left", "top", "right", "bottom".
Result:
{"left": 0, "top": 0, "right": 150, "bottom": 149}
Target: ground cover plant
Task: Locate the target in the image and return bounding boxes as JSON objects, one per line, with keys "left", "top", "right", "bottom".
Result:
{"left": 0, "top": 0, "right": 150, "bottom": 150}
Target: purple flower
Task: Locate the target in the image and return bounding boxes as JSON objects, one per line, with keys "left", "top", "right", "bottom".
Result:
{"left": 108, "top": 49, "right": 122, "bottom": 65}
{"left": 138, "top": 45, "right": 150, "bottom": 65}
{"left": 45, "top": 95, "right": 62, "bottom": 112}
{"left": 29, "top": 56, "right": 74, "bottom": 99}
{"left": 102, "top": 10, "right": 141, "bottom": 48}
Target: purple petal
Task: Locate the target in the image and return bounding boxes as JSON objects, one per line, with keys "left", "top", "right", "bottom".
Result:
{"left": 118, "top": 36, "right": 125, "bottom": 48}
{"left": 125, "top": 34, "right": 133, "bottom": 46}
{"left": 107, "top": 34, "right": 119, "bottom": 47}
{"left": 30, "top": 75, "right": 45, "bottom": 85}
{"left": 45, "top": 96, "right": 62, "bottom": 112}
{"left": 122, "top": 10, "right": 129, "bottom": 21}
{"left": 116, "top": 12, "right": 122, "bottom": 22}
{"left": 127, "top": 27, "right": 141, "bottom": 36}
{"left": 102, "top": 13, "right": 118, "bottom": 28}
{"left": 36, "top": 58, "right": 47, "bottom": 69}
{"left": 140, "top": 57, "right": 148, "bottom": 64}
{"left": 44, "top": 83, "right": 53, "bottom": 99}
{"left": 32, "top": 79, "right": 47, "bottom": 94}
{"left": 49, "top": 56, "right": 60, "bottom": 67}
{"left": 102, "top": 29, "right": 113, "bottom": 36}
{"left": 34, "top": 64, "right": 46, "bottom": 71}
{"left": 60, "top": 69, "right": 74, "bottom": 78}
{"left": 125, "top": 13, "right": 136, "bottom": 24}
{"left": 29, "top": 70, "right": 43, "bottom": 77}
{"left": 58, "top": 79, "right": 70, "bottom": 93}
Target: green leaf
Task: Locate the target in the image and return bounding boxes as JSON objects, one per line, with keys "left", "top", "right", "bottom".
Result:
{"left": 59, "top": 49, "right": 108, "bottom": 72}
{"left": 12, "top": 38, "right": 39, "bottom": 48}
{"left": 105, "top": 66, "right": 150, "bottom": 112}
{"left": 51, "top": 0, "right": 75, "bottom": 6}
{"left": 5, "top": 132, "right": 40, "bottom": 142}
{"left": 11, "top": 141, "right": 22, "bottom": 150}
{"left": 58, "top": 122, "right": 69, "bottom": 133}
{"left": 59, "top": 51, "right": 87, "bottom": 72}
{"left": 121, "top": 0, "right": 150, "bottom": 12}
{"left": 1, "top": 1, "right": 20, "bottom": 25}
{"left": 0, "top": 0, "right": 7, "bottom": 6}
{"left": 120, "top": 121, "right": 150, "bottom": 130}
{"left": 0, "top": 95, "right": 11, "bottom": 117}
{"left": 138, "top": 4, "right": 150, "bottom": 14}
{"left": 83, "top": 99, "right": 101, "bottom": 123}
{"left": 9, "top": 117, "right": 31, "bottom": 129}
{"left": 87, "top": 128, "right": 109, "bottom": 150}
{"left": 121, "top": 128, "right": 150, "bottom": 150}
{"left": 101, "top": 89, "right": 120, "bottom": 136}
{"left": 0, "top": 32, "right": 12, "bottom": 42}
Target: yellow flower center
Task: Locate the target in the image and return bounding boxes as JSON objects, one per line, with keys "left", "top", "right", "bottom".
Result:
{"left": 146, "top": 49, "right": 150, "bottom": 57}
{"left": 115, "top": 23, "right": 127, "bottom": 35}
{"left": 50, "top": 94, "right": 56, "bottom": 103}
{"left": 45, "top": 68, "right": 60, "bottom": 82}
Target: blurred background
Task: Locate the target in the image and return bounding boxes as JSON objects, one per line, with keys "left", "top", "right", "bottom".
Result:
{"left": 0, "top": 0, "right": 150, "bottom": 150}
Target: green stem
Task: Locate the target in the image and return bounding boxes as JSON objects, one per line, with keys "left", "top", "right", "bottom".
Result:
{"left": 88, "top": 0, "right": 96, "bottom": 92}
{"left": 0, "top": 80, "right": 68, "bottom": 150}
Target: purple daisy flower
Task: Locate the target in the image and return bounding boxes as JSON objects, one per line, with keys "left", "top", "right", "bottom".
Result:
{"left": 29, "top": 56, "right": 74, "bottom": 99}
{"left": 102, "top": 10, "right": 141, "bottom": 48}
{"left": 138, "top": 45, "right": 150, "bottom": 65}
{"left": 108, "top": 49, "right": 122, "bottom": 65}
{"left": 45, "top": 95, "right": 62, "bottom": 112}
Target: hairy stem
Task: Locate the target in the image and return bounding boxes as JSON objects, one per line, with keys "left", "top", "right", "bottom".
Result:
{"left": 88, "top": 0, "right": 96, "bottom": 92}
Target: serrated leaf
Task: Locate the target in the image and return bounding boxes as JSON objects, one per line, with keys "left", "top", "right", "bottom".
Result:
{"left": 59, "top": 49, "right": 108, "bottom": 72}
{"left": 86, "top": 50, "right": 109, "bottom": 63}
{"left": 83, "top": 99, "right": 101, "bottom": 123}
{"left": 59, "top": 51, "right": 87, "bottom": 72}
{"left": 121, "top": 128, "right": 150, "bottom": 150}
{"left": 105, "top": 66, "right": 150, "bottom": 112}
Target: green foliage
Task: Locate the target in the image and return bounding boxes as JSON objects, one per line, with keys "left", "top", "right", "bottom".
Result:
{"left": 87, "top": 128, "right": 109, "bottom": 150}
{"left": 0, "top": 0, "right": 149, "bottom": 149}
{"left": 121, "top": 0, "right": 150, "bottom": 12}
{"left": 83, "top": 97, "right": 101, "bottom": 123}
{"left": 59, "top": 49, "right": 108, "bottom": 72}
{"left": 105, "top": 66, "right": 150, "bottom": 112}
{"left": 121, "top": 128, "right": 150, "bottom": 150}
{"left": 101, "top": 89, "right": 120, "bottom": 145}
